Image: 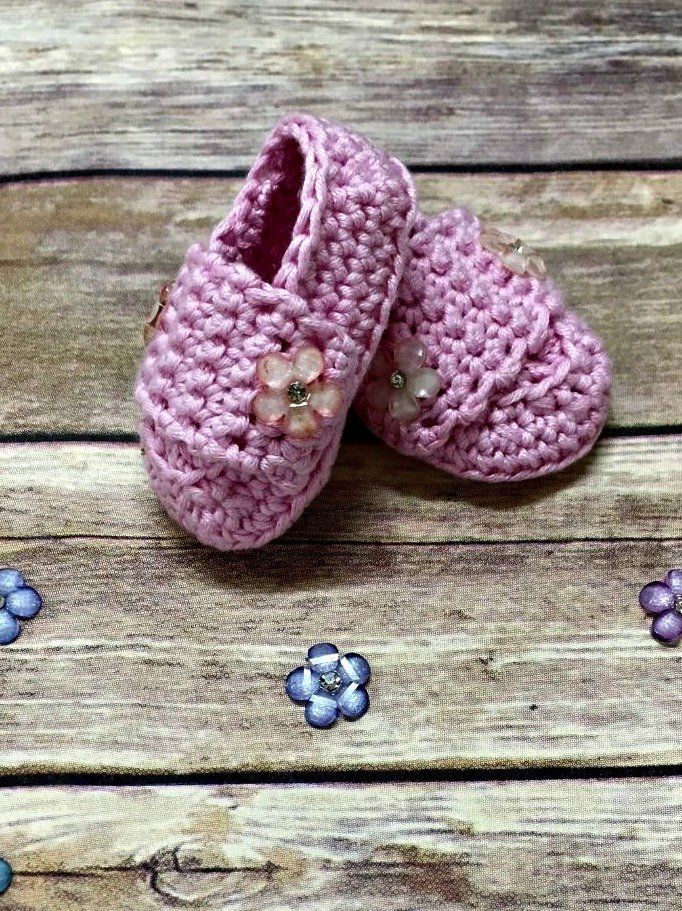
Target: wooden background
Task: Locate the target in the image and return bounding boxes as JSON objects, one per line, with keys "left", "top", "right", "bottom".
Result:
{"left": 1, "top": 1, "right": 681, "bottom": 907}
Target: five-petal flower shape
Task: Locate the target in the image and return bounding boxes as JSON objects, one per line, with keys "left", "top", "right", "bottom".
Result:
{"left": 640, "top": 569, "right": 682, "bottom": 644}
{"left": 285, "top": 643, "right": 371, "bottom": 728}
{"left": 479, "top": 225, "right": 546, "bottom": 279}
{"left": 253, "top": 345, "right": 343, "bottom": 439}
{"left": 364, "top": 339, "right": 441, "bottom": 423}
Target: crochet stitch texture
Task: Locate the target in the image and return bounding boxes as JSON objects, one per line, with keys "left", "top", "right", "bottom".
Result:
{"left": 356, "top": 208, "right": 612, "bottom": 481}
{"left": 136, "top": 114, "right": 415, "bottom": 550}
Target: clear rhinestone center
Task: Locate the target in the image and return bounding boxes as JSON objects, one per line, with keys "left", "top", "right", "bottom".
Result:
{"left": 389, "top": 370, "right": 407, "bottom": 390}
{"left": 287, "top": 380, "right": 310, "bottom": 406}
{"left": 320, "top": 671, "right": 342, "bottom": 693}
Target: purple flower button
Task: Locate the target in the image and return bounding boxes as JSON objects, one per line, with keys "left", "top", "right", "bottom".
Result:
{"left": 640, "top": 569, "right": 682, "bottom": 645}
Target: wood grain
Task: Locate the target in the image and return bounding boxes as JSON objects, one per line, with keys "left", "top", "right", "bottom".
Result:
{"left": 0, "top": 171, "right": 680, "bottom": 435}
{"left": 2, "top": 1, "right": 681, "bottom": 173}
{"left": 1, "top": 4, "right": 680, "bottom": 901}
{"left": 2, "top": 780, "right": 682, "bottom": 909}
{"left": 0, "top": 535, "right": 679, "bottom": 773}
{"left": 1, "top": 436, "right": 680, "bottom": 544}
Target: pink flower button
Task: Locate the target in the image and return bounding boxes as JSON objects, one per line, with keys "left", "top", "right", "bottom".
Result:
{"left": 479, "top": 225, "right": 546, "bottom": 279}
{"left": 253, "top": 345, "right": 343, "bottom": 439}
{"left": 365, "top": 339, "right": 441, "bottom": 423}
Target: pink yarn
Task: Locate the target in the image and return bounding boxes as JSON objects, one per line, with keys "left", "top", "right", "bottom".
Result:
{"left": 355, "top": 208, "right": 612, "bottom": 481}
{"left": 136, "top": 114, "right": 416, "bottom": 550}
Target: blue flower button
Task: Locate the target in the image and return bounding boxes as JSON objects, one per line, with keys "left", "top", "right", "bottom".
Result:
{"left": 285, "top": 643, "right": 371, "bottom": 729}
{"left": 0, "top": 569, "right": 24, "bottom": 596}
{"left": 0, "top": 612, "right": 20, "bottom": 647}
{"left": 0, "top": 857, "right": 12, "bottom": 894}
{"left": 0, "top": 567, "right": 43, "bottom": 645}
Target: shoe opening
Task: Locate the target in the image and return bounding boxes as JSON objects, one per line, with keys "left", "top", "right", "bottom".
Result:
{"left": 215, "top": 134, "right": 305, "bottom": 285}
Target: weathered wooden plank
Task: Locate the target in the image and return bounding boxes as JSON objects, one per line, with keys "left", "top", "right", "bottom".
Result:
{"left": 2, "top": 1, "right": 681, "bottom": 172}
{"left": 1, "top": 437, "right": 680, "bottom": 544}
{"left": 2, "top": 780, "right": 682, "bottom": 909}
{"left": 1, "top": 172, "right": 680, "bottom": 435}
{"left": 0, "top": 536, "right": 679, "bottom": 773}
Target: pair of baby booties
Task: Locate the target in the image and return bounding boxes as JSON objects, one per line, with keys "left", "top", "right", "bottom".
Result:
{"left": 136, "top": 114, "right": 612, "bottom": 552}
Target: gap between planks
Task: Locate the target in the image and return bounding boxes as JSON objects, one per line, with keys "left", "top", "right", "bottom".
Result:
{"left": 2, "top": 156, "right": 682, "bottom": 185}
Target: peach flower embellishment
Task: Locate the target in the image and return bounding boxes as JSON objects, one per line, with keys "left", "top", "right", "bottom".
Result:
{"left": 253, "top": 345, "right": 343, "bottom": 439}
{"left": 365, "top": 339, "right": 441, "bottom": 423}
{"left": 480, "top": 225, "right": 546, "bottom": 279}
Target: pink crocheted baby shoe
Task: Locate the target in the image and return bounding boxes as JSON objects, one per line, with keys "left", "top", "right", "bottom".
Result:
{"left": 136, "top": 114, "right": 415, "bottom": 549}
{"left": 355, "top": 208, "right": 612, "bottom": 481}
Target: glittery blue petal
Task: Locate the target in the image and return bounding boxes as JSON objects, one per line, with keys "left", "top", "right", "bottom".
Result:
{"left": 304, "top": 692, "right": 340, "bottom": 728}
{"left": 0, "top": 611, "right": 20, "bottom": 646}
{"left": 285, "top": 666, "right": 320, "bottom": 703}
{"left": 307, "top": 642, "right": 339, "bottom": 675}
{"left": 0, "top": 858, "right": 12, "bottom": 895}
{"left": 337, "top": 683, "right": 369, "bottom": 720}
{"left": 5, "top": 586, "right": 42, "bottom": 620}
{"left": 338, "top": 652, "right": 371, "bottom": 685}
{"left": 0, "top": 568, "right": 24, "bottom": 597}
